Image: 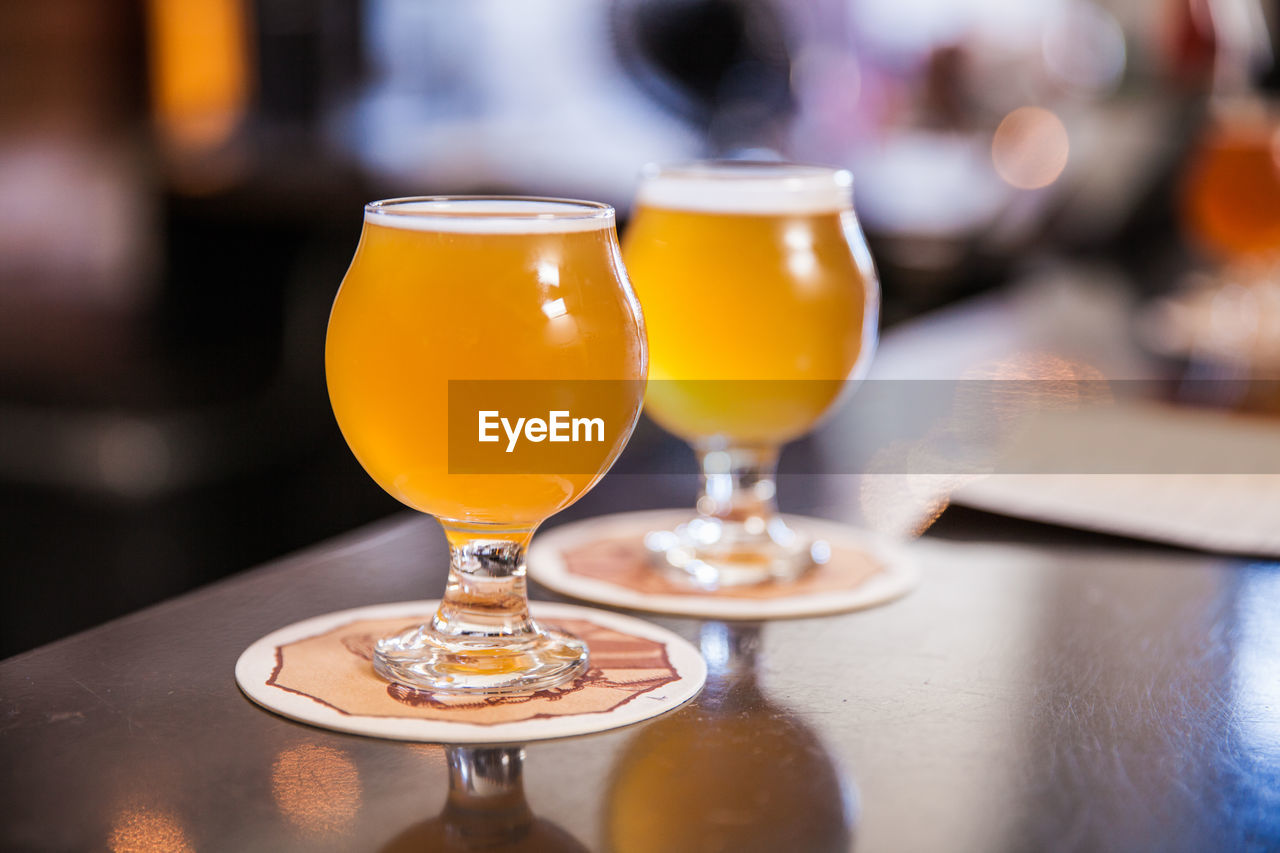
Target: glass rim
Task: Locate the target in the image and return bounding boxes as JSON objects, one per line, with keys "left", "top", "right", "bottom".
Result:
{"left": 364, "top": 195, "right": 616, "bottom": 221}
{"left": 639, "top": 160, "right": 852, "bottom": 186}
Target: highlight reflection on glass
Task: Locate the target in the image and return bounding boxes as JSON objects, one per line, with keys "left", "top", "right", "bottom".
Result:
{"left": 326, "top": 197, "right": 647, "bottom": 693}
{"left": 380, "top": 746, "right": 587, "bottom": 853}
{"left": 624, "top": 162, "right": 879, "bottom": 587}
{"left": 605, "top": 623, "right": 856, "bottom": 852}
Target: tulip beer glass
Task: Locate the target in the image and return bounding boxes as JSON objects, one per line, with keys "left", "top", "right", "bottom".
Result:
{"left": 623, "top": 163, "right": 878, "bottom": 587}
{"left": 327, "top": 197, "right": 647, "bottom": 693}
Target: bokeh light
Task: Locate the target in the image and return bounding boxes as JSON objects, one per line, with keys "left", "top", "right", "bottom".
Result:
{"left": 991, "top": 106, "right": 1070, "bottom": 190}
{"left": 271, "top": 744, "right": 362, "bottom": 836}
{"left": 859, "top": 441, "right": 953, "bottom": 538}
{"left": 145, "top": 0, "right": 251, "bottom": 151}
{"left": 108, "top": 806, "right": 194, "bottom": 853}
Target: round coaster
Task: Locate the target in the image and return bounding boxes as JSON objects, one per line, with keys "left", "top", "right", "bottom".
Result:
{"left": 235, "top": 601, "right": 706, "bottom": 743}
{"left": 528, "top": 510, "right": 918, "bottom": 620}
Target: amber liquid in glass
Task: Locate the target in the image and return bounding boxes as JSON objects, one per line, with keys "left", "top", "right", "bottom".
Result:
{"left": 619, "top": 163, "right": 878, "bottom": 588}
{"left": 325, "top": 198, "right": 645, "bottom": 693}
{"left": 327, "top": 216, "right": 645, "bottom": 528}
{"left": 623, "top": 206, "right": 872, "bottom": 445}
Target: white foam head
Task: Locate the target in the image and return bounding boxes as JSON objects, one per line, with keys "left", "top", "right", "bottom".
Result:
{"left": 364, "top": 197, "right": 615, "bottom": 234}
{"left": 636, "top": 162, "right": 853, "bottom": 215}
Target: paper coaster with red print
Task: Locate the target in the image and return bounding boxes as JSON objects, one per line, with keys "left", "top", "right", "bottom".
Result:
{"left": 528, "top": 510, "right": 918, "bottom": 620}
{"left": 235, "top": 601, "right": 705, "bottom": 743}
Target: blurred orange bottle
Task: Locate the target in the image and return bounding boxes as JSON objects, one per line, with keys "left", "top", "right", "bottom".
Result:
{"left": 1181, "top": 109, "right": 1280, "bottom": 259}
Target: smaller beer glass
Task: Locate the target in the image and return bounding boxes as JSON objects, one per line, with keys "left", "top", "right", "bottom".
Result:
{"left": 326, "top": 197, "right": 646, "bottom": 693}
{"left": 623, "top": 163, "right": 878, "bottom": 587}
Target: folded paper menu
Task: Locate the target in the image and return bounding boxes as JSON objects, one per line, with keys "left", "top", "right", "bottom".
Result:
{"left": 956, "top": 473, "right": 1280, "bottom": 556}
{"left": 952, "top": 402, "right": 1280, "bottom": 557}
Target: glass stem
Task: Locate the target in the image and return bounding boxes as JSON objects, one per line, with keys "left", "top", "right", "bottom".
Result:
{"left": 698, "top": 622, "right": 764, "bottom": 712}
{"left": 432, "top": 528, "right": 538, "bottom": 641}
{"left": 695, "top": 445, "right": 781, "bottom": 529}
{"left": 443, "top": 746, "right": 532, "bottom": 840}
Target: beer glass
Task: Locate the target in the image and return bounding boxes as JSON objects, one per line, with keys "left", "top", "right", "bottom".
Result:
{"left": 623, "top": 163, "right": 878, "bottom": 587}
{"left": 326, "top": 197, "right": 646, "bottom": 693}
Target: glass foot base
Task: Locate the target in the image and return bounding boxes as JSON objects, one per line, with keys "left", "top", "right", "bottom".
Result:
{"left": 373, "top": 623, "right": 589, "bottom": 695}
{"left": 644, "top": 516, "right": 829, "bottom": 589}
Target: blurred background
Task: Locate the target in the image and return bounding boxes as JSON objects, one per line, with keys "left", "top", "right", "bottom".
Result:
{"left": 2, "top": 0, "right": 1277, "bottom": 656}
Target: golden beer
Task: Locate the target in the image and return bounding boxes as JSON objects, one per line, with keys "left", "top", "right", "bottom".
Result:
{"left": 623, "top": 164, "right": 878, "bottom": 587}
{"left": 325, "top": 197, "right": 646, "bottom": 693}
{"left": 624, "top": 164, "right": 876, "bottom": 445}
{"left": 327, "top": 199, "right": 646, "bottom": 529}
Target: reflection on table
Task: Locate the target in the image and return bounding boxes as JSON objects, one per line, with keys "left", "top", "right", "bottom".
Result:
{"left": 380, "top": 746, "right": 587, "bottom": 853}
{"left": 606, "top": 622, "right": 855, "bottom": 853}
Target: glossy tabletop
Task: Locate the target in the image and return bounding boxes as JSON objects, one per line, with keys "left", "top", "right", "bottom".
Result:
{"left": 4, "top": 281, "right": 1279, "bottom": 853}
